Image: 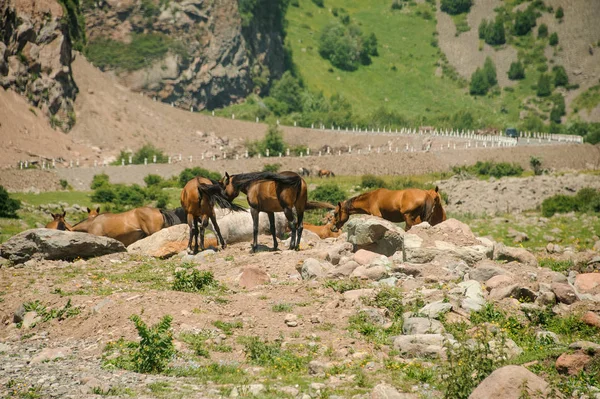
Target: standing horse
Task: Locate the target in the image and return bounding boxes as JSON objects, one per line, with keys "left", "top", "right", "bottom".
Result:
{"left": 298, "top": 167, "right": 310, "bottom": 177}
{"left": 71, "top": 207, "right": 100, "bottom": 232}
{"left": 331, "top": 186, "right": 446, "bottom": 232}
{"left": 219, "top": 171, "right": 333, "bottom": 252}
{"left": 45, "top": 210, "right": 73, "bottom": 231}
{"left": 85, "top": 207, "right": 186, "bottom": 246}
{"left": 180, "top": 177, "right": 245, "bottom": 253}
{"left": 318, "top": 169, "right": 335, "bottom": 178}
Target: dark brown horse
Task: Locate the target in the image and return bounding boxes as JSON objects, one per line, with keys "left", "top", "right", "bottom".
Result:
{"left": 219, "top": 171, "right": 333, "bottom": 252}
{"left": 45, "top": 210, "right": 73, "bottom": 231}
{"left": 85, "top": 207, "right": 187, "bottom": 246}
{"left": 331, "top": 186, "right": 446, "bottom": 232}
{"left": 71, "top": 207, "right": 100, "bottom": 232}
{"left": 318, "top": 169, "right": 335, "bottom": 178}
{"left": 180, "top": 177, "right": 245, "bottom": 253}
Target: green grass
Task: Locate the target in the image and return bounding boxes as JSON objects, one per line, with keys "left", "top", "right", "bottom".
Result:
{"left": 11, "top": 191, "right": 92, "bottom": 207}
{"left": 572, "top": 85, "right": 600, "bottom": 113}
{"left": 451, "top": 13, "right": 471, "bottom": 34}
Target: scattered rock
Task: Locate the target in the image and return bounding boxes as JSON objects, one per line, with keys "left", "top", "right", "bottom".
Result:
{"left": 354, "top": 249, "right": 381, "bottom": 265}
{"left": 30, "top": 347, "right": 71, "bottom": 364}
{"left": 298, "top": 258, "right": 328, "bottom": 280}
{"left": 127, "top": 224, "right": 218, "bottom": 257}
{"left": 392, "top": 334, "right": 452, "bottom": 358}
{"left": 402, "top": 317, "right": 445, "bottom": 334}
{"left": 371, "top": 383, "right": 419, "bottom": 399}
{"left": 350, "top": 265, "right": 387, "bottom": 281}
{"left": 327, "top": 260, "right": 360, "bottom": 278}
{"left": 418, "top": 301, "right": 453, "bottom": 319}
{"left": 493, "top": 243, "right": 538, "bottom": 267}
{"left": 237, "top": 267, "right": 270, "bottom": 289}
{"left": 284, "top": 314, "right": 298, "bottom": 327}
{"left": 469, "top": 365, "right": 550, "bottom": 398}
{"left": 469, "top": 260, "right": 508, "bottom": 282}
{"left": 326, "top": 242, "right": 353, "bottom": 265}
{"left": 457, "top": 280, "right": 485, "bottom": 312}
{"left": 534, "top": 291, "right": 556, "bottom": 307}
{"left": 346, "top": 216, "right": 404, "bottom": 256}
{"left": 22, "top": 311, "right": 41, "bottom": 329}
{"left": 0, "top": 229, "right": 126, "bottom": 264}
{"left": 308, "top": 360, "right": 332, "bottom": 375}
{"left": 484, "top": 274, "right": 514, "bottom": 291}
{"left": 581, "top": 311, "right": 600, "bottom": 329}
{"left": 574, "top": 273, "right": 600, "bottom": 295}
{"left": 343, "top": 289, "right": 375, "bottom": 304}
{"left": 13, "top": 304, "right": 25, "bottom": 324}
{"left": 551, "top": 283, "right": 578, "bottom": 304}
{"left": 569, "top": 341, "right": 600, "bottom": 352}
{"left": 555, "top": 351, "right": 592, "bottom": 375}
{"left": 489, "top": 284, "right": 537, "bottom": 303}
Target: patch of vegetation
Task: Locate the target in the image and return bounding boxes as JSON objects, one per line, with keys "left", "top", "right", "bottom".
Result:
{"left": 529, "top": 156, "right": 542, "bottom": 176}
{"left": 178, "top": 167, "right": 221, "bottom": 187}
{"left": 452, "top": 13, "right": 470, "bottom": 34}
{"left": 567, "top": 121, "right": 600, "bottom": 145}
{"left": 538, "top": 258, "right": 574, "bottom": 273}
{"left": 172, "top": 269, "right": 219, "bottom": 293}
{"left": 243, "top": 336, "right": 311, "bottom": 372}
{"left": 469, "top": 57, "right": 497, "bottom": 96}
{"left": 452, "top": 161, "right": 523, "bottom": 179}
{"left": 541, "top": 187, "right": 600, "bottom": 217}
{"left": 507, "top": 61, "right": 525, "bottom": 80}
{"left": 361, "top": 174, "right": 387, "bottom": 189}
{"left": 0, "top": 185, "right": 21, "bottom": 218}
{"left": 553, "top": 66, "right": 568, "bottom": 87}
{"left": 262, "top": 163, "right": 281, "bottom": 172}
{"left": 21, "top": 299, "right": 81, "bottom": 325}
{"left": 91, "top": 175, "right": 166, "bottom": 210}
{"left": 309, "top": 183, "right": 346, "bottom": 204}
{"left": 323, "top": 278, "right": 365, "bottom": 293}
{"left": 4, "top": 379, "right": 44, "bottom": 399}
{"left": 85, "top": 33, "right": 173, "bottom": 71}
{"left": 348, "top": 287, "right": 404, "bottom": 345}
{"left": 272, "top": 302, "right": 294, "bottom": 313}
{"left": 247, "top": 124, "right": 287, "bottom": 157}
{"left": 513, "top": 6, "right": 537, "bottom": 36}
{"left": 440, "top": 0, "right": 472, "bottom": 15}
{"left": 478, "top": 16, "right": 505, "bottom": 45}
{"left": 212, "top": 320, "right": 243, "bottom": 335}
{"left": 572, "top": 85, "right": 600, "bottom": 113}
{"left": 113, "top": 144, "right": 168, "bottom": 165}
{"left": 57, "top": 0, "right": 87, "bottom": 51}
{"left": 318, "top": 21, "right": 378, "bottom": 70}
{"left": 549, "top": 32, "right": 558, "bottom": 46}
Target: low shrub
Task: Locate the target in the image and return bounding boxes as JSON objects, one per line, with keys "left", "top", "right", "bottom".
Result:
{"left": 262, "top": 163, "right": 281, "bottom": 173}
{"left": 310, "top": 183, "right": 347, "bottom": 204}
{"left": 361, "top": 174, "right": 387, "bottom": 189}
{"left": 172, "top": 269, "right": 218, "bottom": 293}
{"left": 452, "top": 161, "right": 523, "bottom": 178}
{"left": 129, "top": 314, "right": 174, "bottom": 373}
{"left": 0, "top": 185, "right": 21, "bottom": 218}
{"left": 541, "top": 187, "right": 600, "bottom": 216}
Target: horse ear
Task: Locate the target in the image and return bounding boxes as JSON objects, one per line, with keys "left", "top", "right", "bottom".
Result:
{"left": 62, "top": 210, "right": 66, "bottom": 217}
{"left": 225, "top": 172, "right": 230, "bottom": 179}
{"left": 86, "top": 207, "right": 91, "bottom": 213}
{"left": 96, "top": 207, "right": 100, "bottom": 213}
{"left": 337, "top": 202, "right": 342, "bottom": 208}
{"left": 435, "top": 186, "right": 439, "bottom": 193}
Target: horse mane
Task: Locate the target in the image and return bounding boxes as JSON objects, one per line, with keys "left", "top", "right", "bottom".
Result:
{"left": 231, "top": 172, "right": 302, "bottom": 192}
{"left": 198, "top": 183, "right": 246, "bottom": 213}
{"left": 160, "top": 207, "right": 188, "bottom": 227}
{"left": 345, "top": 191, "right": 371, "bottom": 211}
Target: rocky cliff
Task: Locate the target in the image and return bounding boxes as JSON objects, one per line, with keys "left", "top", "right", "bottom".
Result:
{"left": 0, "top": 0, "right": 78, "bottom": 131}
{"left": 83, "top": 0, "right": 287, "bottom": 111}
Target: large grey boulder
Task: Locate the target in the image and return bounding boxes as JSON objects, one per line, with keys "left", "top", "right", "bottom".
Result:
{"left": 493, "top": 243, "right": 538, "bottom": 267}
{"left": 346, "top": 216, "right": 404, "bottom": 256}
{"left": 469, "top": 365, "right": 550, "bottom": 398}
{"left": 0, "top": 229, "right": 126, "bottom": 264}
{"left": 469, "top": 260, "right": 509, "bottom": 282}
{"left": 392, "top": 334, "right": 454, "bottom": 358}
{"left": 402, "top": 317, "right": 445, "bottom": 334}
{"left": 209, "top": 209, "right": 289, "bottom": 244}
{"left": 403, "top": 234, "right": 492, "bottom": 265}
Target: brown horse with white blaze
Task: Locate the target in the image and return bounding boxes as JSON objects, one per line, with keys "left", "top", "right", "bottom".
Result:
{"left": 180, "top": 177, "right": 245, "bottom": 253}
{"left": 219, "top": 171, "right": 333, "bottom": 252}
{"left": 45, "top": 210, "right": 73, "bottom": 231}
{"left": 331, "top": 186, "right": 446, "bottom": 232}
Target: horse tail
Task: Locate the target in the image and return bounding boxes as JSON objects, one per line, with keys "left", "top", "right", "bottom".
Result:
{"left": 198, "top": 183, "right": 246, "bottom": 213}
{"left": 305, "top": 201, "right": 335, "bottom": 210}
{"left": 421, "top": 193, "right": 434, "bottom": 223}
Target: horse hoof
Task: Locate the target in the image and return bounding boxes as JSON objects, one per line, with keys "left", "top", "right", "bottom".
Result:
{"left": 221, "top": 244, "right": 227, "bottom": 250}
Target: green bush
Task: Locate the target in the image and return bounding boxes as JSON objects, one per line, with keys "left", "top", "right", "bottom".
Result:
{"left": 310, "top": 183, "right": 347, "bottom": 204}
{"left": 91, "top": 182, "right": 153, "bottom": 209}
{"left": 541, "top": 194, "right": 578, "bottom": 217}
{"left": 549, "top": 32, "right": 559, "bottom": 46}
{"left": 538, "top": 23, "right": 548, "bottom": 38}
{"left": 536, "top": 74, "right": 552, "bottom": 97}
{"left": 391, "top": 0, "right": 402, "bottom": 10}
{"left": 453, "top": 161, "right": 523, "bottom": 178}
{"left": 469, "top": 68, "right": 489, "bottom": 95}
{"left": 529, "top": 156, "right": 542, "bottom": 175}
{"left": 483, "top": 57, "right": 497, "bottom": 86}
{"left": 129, "top": 314, "right": 174, "bottom": 373}
{"left": 0, "top": 185, "right": 21, "bottom": 218}
{"left": 361, "top": 174, "right": 387, "bottom": 189}
{"left": 440, "top": 0, "right": 472, "bottom": 15}
{"left": 243, "top": 336, "right": 310, "bottom": 371}
{"left": 553, "top": 65, "right": 568, "bottom": 87}
{"left": 91, "top": 173, "right": 110, "bottom": 189}
{"left": 318, "top": 21, "right": 377, "bottom": 70}
{"left": 85, "top": 33, "right": 172, "bottom": 71}
{"left": 513, "top": 8, "right": 536, "bottom": 36}
{"left": 311, "top": 0, "right": 324, "bottom": 7}
{"left": 555, "top": 6, "right": 564, "bottom": 19}
{"left": 178, "top": 167, "right": 221, "bottom": 187}
{"left": 59, "top": 179, "right": 69, "bottom": 190}
{"left": 172, "top": 269, "right": 218, "bottom": 292}
{"left": 144, "top": 174, "right": 163, "bottom": 187}
{"left": 262, "top": 163, "right": 281, "bottom": 172}
{"left": 550, "top": 93, "right": 566, "bottom": 124}
{"left": 270, "top": 72, "right": 302, "bottom": 113}
{"left": 479, "top": 17, "right": 505, "bottom": 45}
{"left": 132, "top": 144, "right": 168, "bottom": 164}
{"left": 247, "top": 124, "right": 286, "bottom": 157}
{"left": 507, "top": 61, "right": 525, "bottom": 80}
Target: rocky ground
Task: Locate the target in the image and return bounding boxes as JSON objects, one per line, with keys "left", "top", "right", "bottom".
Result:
{"left": 1, "top": 215, "right": 600, "bottom": 398}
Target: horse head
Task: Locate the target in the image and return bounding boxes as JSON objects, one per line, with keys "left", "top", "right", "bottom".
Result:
{"left": 219, "top": 172, "right": 239, "bottom": 201}
{"left": 86, "top": 206, "right": 100, "bottom": 218}
{"left": 427, "top": 186, "right": 446, "bottom": 226}
{"left": 331, "top": 201, "right": 349, "bottom": 232}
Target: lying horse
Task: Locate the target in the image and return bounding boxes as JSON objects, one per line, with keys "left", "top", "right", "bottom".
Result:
{"left": 220, "top": 171, "right": 333, "bottom": 252}
{"left": 45, "top": 210, "right": 72, "bottom": 231}
{"left": 318, "top": 169, "right": 335, "bottom": 178}
{"left": 304, "top": 214, "right": 342, "bottom": 239}
{"left": 331, "top": 186, "right": 446, "bottom": 232}
{"left": 71, "top": 207, "right": 100, "bottom": 232}
{"left": 85, "top": 207, "right": 187, "bottom": 246}
{"left": 180, "top": 177, "right": 245, "bottom": 253}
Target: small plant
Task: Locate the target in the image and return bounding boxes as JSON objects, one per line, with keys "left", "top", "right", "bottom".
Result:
{"left": 0, "top": 185, "right": 21, "bottom": 218}
{"left": 310, "top": 183, "right": 346, "bottom": 204}
{"left": 129, "top": 314, "right": 174, "bottom": 373}
{"left": 549, "top": 32, "right": 559, "bottom": 46}
{"left": 323, "top": 278, "right": 364, "bottom": 293}
{"left": 555, "top": 6, "right": 564, "bottom": 19}
{"left": 243, "top": 336, "right": 310, "bottom": 372}
{"left": 391, "top": 0, "right": 402, "bottom": 10}
{"left": 361, "top": 174, "right": 387, "bottom": 189}
{"left": 22, "top": 299, "right": 81, "bottom": 324}
{"left": 59, "top": 179, "right": 69, "bottom": 190}
{"left": 272, "top": 303, "right": 294, "bottom": 313}
{"left": 262, "top": 163, "right": 281, "bottom": 173}
{"left": 172, "top": 269, "right": 218, "bottom": 293}
{"left": 508, "top": 61, "right": 525, "bottom": 80}
{"left": 529, "top": 156, "right": 542, "bottom": 175}
{"left": 212, "top": 320, "right": 243, "bottom": 335}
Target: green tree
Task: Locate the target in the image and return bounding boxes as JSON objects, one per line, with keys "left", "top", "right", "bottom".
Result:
{"left": 538, "top": 23, "right": 548, "bottom": 38}
{"left": 553, "top": 65, "right": 568, "bottom": 87}
{"left": 470, "top": 68, "right": 489, "bottom": 95}
{"left": 132, "top": 144, "right": 168, "bottom": 164}
{"left": 536, "top": 74, "right": 552, "bottom": 97}
{"left": 478, "top": 19, "right": 488, "bottom": 39}
{"left": 508, "top": 61, "right": 525, "bottom": 80}
{"left": 0, "top": 185, "right": 21, "bottom": 218}
{"left": 440, "top": 0, "right": 473, "bottom": 15}
{"left": 91, "top": 173, "right": 110, "bottom": 189}
{"left": 550, "top": 94, "right": 566, "bottom": 124}
{"left": 549, "top": 32, "right": 559, "bottom": 46}
{"left": 513, "top": 9, "right": 536, "bottom": 36}
{"left": 483, "top": 57, "right": 497, "bottom": 86}
{"left": 555, "top": 6, "right": 564, "bottom": 19}
{"left": 270, "top": 72, "right": 302, "bottom": 113}
{"left": 484, "top": 17, "right": 505, "bottom": 45}
{"left": 144, "top": 174, "right": 163, "bottom": 187}
{"left": 263, "top": 124, "right": 286, "bottom": 155}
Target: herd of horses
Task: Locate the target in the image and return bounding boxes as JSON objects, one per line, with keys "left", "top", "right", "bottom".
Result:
{"left": 45, "top": 171, "right": 446, "bottom": 253}
{"left": 298, "top": 168, "right": 335, "bottom": 178}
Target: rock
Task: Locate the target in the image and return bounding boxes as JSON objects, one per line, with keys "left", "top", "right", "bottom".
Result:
{"left": 354, "top": 249, "right": 381, "bottom": 266}
{"left": 555, "top": 352, "right": 592, "bottom": 375}
{"left": 488, "top": 284, "right": 537, "bottom": 303}
{"left": 469, "top": 260, "right": 508, "bottom": 282}
{"left": 308, "top": 360, "right": 332, "bottom": 375}
{"left": 392, "top": 334, "right": 452, "bottom": 358}
{"left": 418, "top": 301, "right": 453, "bottom": 319}
{"left": 593, "top": 240, "right": 600, "bottom": 252}
{"left": 493, "top": 243, "right": 538, "bottom": 267}
{"left": 0, "top": 229, "right": 126, "bottom": 264}
{"left": 535, "top": 291, "right": 556, "bottom": 307}
{"left": 237, "top": 267, "right": 270, "bottom": 289}
{"left": 284, "top": 314, "right": 298, "bottom": 327}
{"left": 551, "top": 283, "right": 578, "bottom": 304}
{"left": 22, "top": 311, "right": 41, "bottom": 329}
{"left": 402, "top": 317, "right": 445, "bottom": 334}
{"left": 371, "top": 383, "right": 419, "bottom": 399}
{"left": 391, "top": 264, "right": 422, "bottom": 277}
{"left": 581, "top": 311, "right": 600, "bottom": 329}
{"left": 30, "top": 347, "right": 71, "bottom": 364}
{"left": 536, "top": 331, "right": 559, "bottom": 344}
{"left": 327, "top": 260, "right": 360, "bottom": 278}
{"left": 469, "top": 365, "right": 550, "bottom": 399}
{"left": 326, "top": 242, "right": 353, "bottom": 265}
{"left": 343, "top": 289, "right": 375, "bottom": 304}
{"left": 458, "top": 280, "right": 485, "bottom": 312}
{"left": 92, "top": 298, "right": 113, "bottom": 314}
{"left": 127, "top": 224, "right": 218, "bottom": 257}
{"left": 279, "top": 386, "right": 299, "bottom": 396}
{"left": 298, "top": 258, "right": 327, "bottom": 280}
{"left": 569, "top": 341, "right": 600, "bottom": 352}
{"left": 346, "top": 216, "right": 404, "bottom": 256}
{"left": 359, "top": 308, "right": 388, "bottom": 325}
{"left": 209, "top": 209, "right": 289, "bottom": 244}
{"left": 13, "top": 304, "right": 26, "bottom": 324}
{"left": 574, "top": 273, "right": 600, "bottom": 294}
{"left": 489, "top": 338, "right": 523, "bottom": 360}
{"left": 484, "top": 274, "right": 514, "bottom": 291}
{"left": 350, "top": 265, "right": 387, "bottom": 281}
{"left": 403, "top": 234, "right": 491, "bottom": 266}
{"left": 248, "top": 384, "right": 264, "bottom": 396}
{"left": 435, "top": 218, "right": 475, "bottom": 238}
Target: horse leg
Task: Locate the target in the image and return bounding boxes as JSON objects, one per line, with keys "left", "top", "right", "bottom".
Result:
{"left": 193, "top": 217, "right": 200, "bottom": 253}
{"left": 403, "top": 214, "right": 416, "bottom": 232}
{"left": 250, "top": 207, "right": 260, "bottom": 253}
{"left": 210, "top": 214, "right": 226, "bottom": 250}
{"left": 199, "top": 215, "right": 209, "bottom": 251}
{"left": 283, "top": 207, "right": 297, "bottom": 250}
{"left": 295, "top": 211, "right": 304, "bottom": 251}
{"left": 186, "top": 214, "right": 195, "bottom": 253}
{"left": 267, "top": 212, "right": 278, "bottom": 250}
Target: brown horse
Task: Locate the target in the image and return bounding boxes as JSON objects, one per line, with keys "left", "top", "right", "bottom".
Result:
{"left": 180, "top": 177, "right": 245, "bottom": 253}
{"left": 304, "top": 213, "right": 342, "bottom": 239}
{"left": 219, "top": 171, "right": 333, "bottom": 252}
{"left": 71, "top": 207, "right": 100, "bottom": 232}
{"left": 85, "top": 207, "right": 187, "bottom": 246}
{"left": 318, "top": 169, "right": 335, "bottom": 178}
{"left": 45, "top": 210, "right": 73, "bottom": 231}
{"left": 331, "top": 186, "right": 446, "bottom": 232}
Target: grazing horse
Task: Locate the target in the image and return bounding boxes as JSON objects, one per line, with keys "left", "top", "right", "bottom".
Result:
{"left": 180, "top": 177, "right": 245, "bottom": 253}
{"left": 298, "top": 167, "right": 310, "bottom": 177}
{"left": 331, "top": 186, "right": 446, "bottom": 232}
{"left": 304, "top": 214, "right": 342, "bottom": 239}
{"left": 71, "top": 207, "right": 100, "bottom": 232}
{"left": 318, "top": 169, "right": 335, "bottom": 178}
{"left": 45, "top": 211, "right": 73, "bottom": 231}
{"left": 219, "top": 171, "right": 333, "bottom": 252}
{"left": 85, "top": 207, "right": 187, "bottom": 246}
